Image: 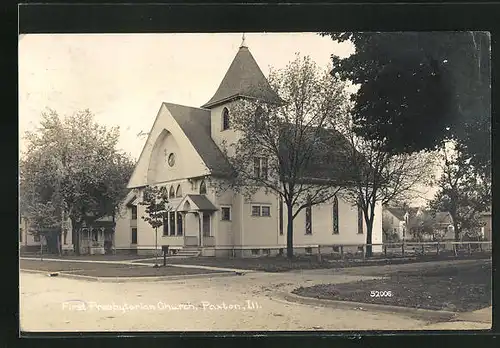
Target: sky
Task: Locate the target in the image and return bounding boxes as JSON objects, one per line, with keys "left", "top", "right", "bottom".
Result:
{"left": 19, "top": 33, "right": 354, "bottom": 159}
{"left": 18, "top": 32, "right": 436, "bottom": 205}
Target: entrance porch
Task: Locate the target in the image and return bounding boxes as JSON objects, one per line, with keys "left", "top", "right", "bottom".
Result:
{"left": 176, "top": 194, "right": 217, "bottom": 248}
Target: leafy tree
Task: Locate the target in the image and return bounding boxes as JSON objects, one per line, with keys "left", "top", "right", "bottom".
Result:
{"left": 139, "top": 185, "right": 170, "bottom": 266}
{"left": 19, "top": 109, "right": 135, "bottom": 254}
{"left": 406, "top": 211, "right": 437, "bottom": 242}
{"left": 429, "top": 141, "right": 491, "bottom": 241}
{"left": 322, "top": 32, "right": 491, "bottom": 178}
{"left": 25, "top": 201, "right": 61, "bottom": 259}
{"left": 331, "top": 109, "right": 435, "bottom": 256}
{"left": 215, "top": 54, "right": 351, "bottom": 258}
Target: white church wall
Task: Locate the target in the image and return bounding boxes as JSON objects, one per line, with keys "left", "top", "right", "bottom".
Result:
{"left": 128, "top": 104, "right": 210, "bottom": 188}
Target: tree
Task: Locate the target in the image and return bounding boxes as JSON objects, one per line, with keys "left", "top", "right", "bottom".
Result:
{"left": 25, "top": 201, "right": 61, "bottom": 259}
{"left": 139, "top": 185, "right": 170, "bottom": 267}
{"left": 215, "top": 54, "right": 351, "bottom": 258}
{"left": 406, "top": 211, "right": 437, "bottom": 242}
{"left": 429, "top": 141, "right": 491, "bottom": 241}
{"left": 331, "top": 109, "right": 435, "bottom": 256}
{"left": 19, "top": 109, "right": 135, "bottom": 254}
{"left": 322, "top": 32, "right": 491, "bottom": 178}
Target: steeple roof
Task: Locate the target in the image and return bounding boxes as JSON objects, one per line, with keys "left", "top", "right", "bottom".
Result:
{"left": 201, "top": 44, "right": 281, "bottom": 109}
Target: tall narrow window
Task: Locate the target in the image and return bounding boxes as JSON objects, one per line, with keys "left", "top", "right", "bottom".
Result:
{"left": 357, "top": 205, "right": 364, "bottom": 234}
{"left": 177, "top": 213, "right": 183, "bottom": 236}
{"left": 333, "top": 196, "right": 339, "bottom": 234}
{"left": 279, "top": 197, "right": 284, "bottom": 235}
{"left": 199, "top": 180, "right": 207, "bottom": 194}
{"left": 261, "top": 158, "right": 268, "bottom": 179}
{"left": 169, "top": 212, "right": 176, "bottom": 236}
{"left": 19, "top": 228, "right": 23, "bottom": 243}
{"left": 222, "top": 107, "right": 230, "bottom": 130}
{"left": 305, "top": 196, "right": 312, "bottom": 235}
{"left": 131, "top": 228, "right": 138, "bottom": 244}
{"left": 253, "top": 157, "right": 261, "bottom": 178}
{"left": 169, "top": 186, "right": 175, "bottom": 199}
{"left": 253, "top": 157, "right": 268, "bottom": 179}
{"left": 131, "top": 206, "right": 137, "bottom": 220}
{"left": 162, "top": 212, "right": 169, "bottom": 236}
{"left": 176, "top": 184, "right": 182, "bottom": 197}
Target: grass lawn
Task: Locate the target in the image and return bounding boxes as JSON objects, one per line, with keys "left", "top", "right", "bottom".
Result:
{"left": 139, "top": 253, "right": 491, "bottom": 272}
{"left": 19, "top": 260, "right": 229, "bottom": 277}
{"left": 292, "top": 260, "right": 492, "bottom": 312}
{"left": 19, "top": 253, "right": 150, "bottom": 261}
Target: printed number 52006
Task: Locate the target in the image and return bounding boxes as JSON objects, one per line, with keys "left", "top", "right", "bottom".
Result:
{"left": 370, "top": 291, "right": 392, "bottom": 297}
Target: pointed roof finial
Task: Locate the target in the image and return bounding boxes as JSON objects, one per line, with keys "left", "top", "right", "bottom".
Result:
{"left": 240, "top": 33, "right": 247, "bottom": 48}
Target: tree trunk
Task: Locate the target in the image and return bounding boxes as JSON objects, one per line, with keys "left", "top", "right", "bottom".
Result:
{"left": 454, "top": 221, "right": 460, "bottom": 242}
{"left": 72, "top": 219, "right": 81, "bottom": 256}
{"left": 57, "top": 231, "right": 62, "bottom": 256}
{"left": 286, "top": 203, "right": 294, "bottom": 259}
{"left": 365, "top": 206, "right": 375, "bottom": 258}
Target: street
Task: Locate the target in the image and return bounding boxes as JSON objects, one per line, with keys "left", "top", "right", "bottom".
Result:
{"left": 20, "top": 270, "right": 429, "bottom": 332}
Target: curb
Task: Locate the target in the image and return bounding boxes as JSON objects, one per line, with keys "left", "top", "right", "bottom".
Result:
{"left": 280, "top": 291, "right": 458, "bottom": 322}
{"left": 454, "top": 311, "right": 492, "bottom": 324}
{"left": 20, "top": 269, "right": 243, "bottom": 282}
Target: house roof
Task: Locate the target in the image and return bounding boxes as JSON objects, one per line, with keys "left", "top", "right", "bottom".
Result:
{"left": 163, "top": 103, "right": 233, "bottom": 177}
{"left": 201, "top": 45, "right": 281, "bottom": 109}
{"left": 386, "top": 207, "right": 406, "bottom": 221}
{"left": 431, "top": 212, "right": 452, "bottom": 224}
{"left": 185, "top": 194, "right": 218, "bottom": 211}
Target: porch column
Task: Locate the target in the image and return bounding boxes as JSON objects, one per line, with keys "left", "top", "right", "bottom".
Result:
{"left": 199, "top": 212, "right": 203, "bottom": 247}
{"left": 182, "top": 212, "right": 186, "bottom": 237}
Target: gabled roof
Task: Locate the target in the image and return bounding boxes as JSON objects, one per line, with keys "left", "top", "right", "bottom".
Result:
{"left": 176, "top": 194, "right": 218, "bottom": 212}
{"left": 186, "top": 194, "right": 218, "bottom": 211}
{"left": 385, "top": 207, "right": 406, "bottom": 221}
{"left": 163, "top": 103, "right": 233, "bottom": 177}
{"left": 201, "top": 46, "right": 281, "bottom": 109}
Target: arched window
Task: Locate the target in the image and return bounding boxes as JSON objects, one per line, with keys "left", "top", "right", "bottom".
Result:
{"left": 169, "top": 186, "right": 175, "bottom": 199}
{"left": 333, "top": 196, "right": 339, "bottom": 234}
{"left": 254, "top": 106, "right": 265, "bottom": 130}
{"left": 199, "top": 180, "right": 207, "bottom": 194}
{"left": 222, "top": 107, "right": 230, "bottom": 130}
{"left": 175, "top": 184, "right": 182, "bottom": 197}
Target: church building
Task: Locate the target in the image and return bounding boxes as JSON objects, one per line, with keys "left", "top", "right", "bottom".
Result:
{"left": 114, "top": 37, "right": 383, "bottom": 257}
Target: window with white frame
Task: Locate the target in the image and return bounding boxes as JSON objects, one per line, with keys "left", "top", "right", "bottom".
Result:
{"left": 261, "top": 206, "right": 271, "bottom": 217}
{"left": 253, "top": 157, "right": 268, "bottom": 179}
{"left": 251, "top": 205, "right": 271, "bottom": 217}
{"left": 221, "top": 206, "right": 231, "bottom": 221}
{"left": 251, "top": 205, "right": 261, "bottom": 216}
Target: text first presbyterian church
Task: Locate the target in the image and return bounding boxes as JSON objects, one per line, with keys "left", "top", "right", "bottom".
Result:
{"left": 113, "top": 37, "right": 383, "bottom": 257}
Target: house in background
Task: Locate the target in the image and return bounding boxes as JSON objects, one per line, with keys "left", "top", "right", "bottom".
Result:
{"left": 430, "top": 211, "right": 455, "bottom": 240}
{"left": 382, "top": 207, "right": 407, "bottom": 241}
{"left": 113, "top": 37, "right": 383, "bottom": 257}
{"left": 479, "top": 210, "right": 492, "bottom": 241}
{"left": 19, "top": 215, "right": 46, "bottom": 252}
{"left": 19, "top": 214, "right": 74, "bottom": 254}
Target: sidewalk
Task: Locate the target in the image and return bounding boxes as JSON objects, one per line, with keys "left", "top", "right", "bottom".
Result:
{"left": 20, "top": 257, "right": 254, "bottom": 274}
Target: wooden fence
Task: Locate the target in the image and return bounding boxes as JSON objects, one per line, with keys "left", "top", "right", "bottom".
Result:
{"left": 316, "top": 241, "right": 492, "bottom": 261}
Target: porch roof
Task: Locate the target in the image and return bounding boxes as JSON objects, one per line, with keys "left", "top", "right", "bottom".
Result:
{"left": 176, "top": 194, "right": 218, "bottom": 212}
